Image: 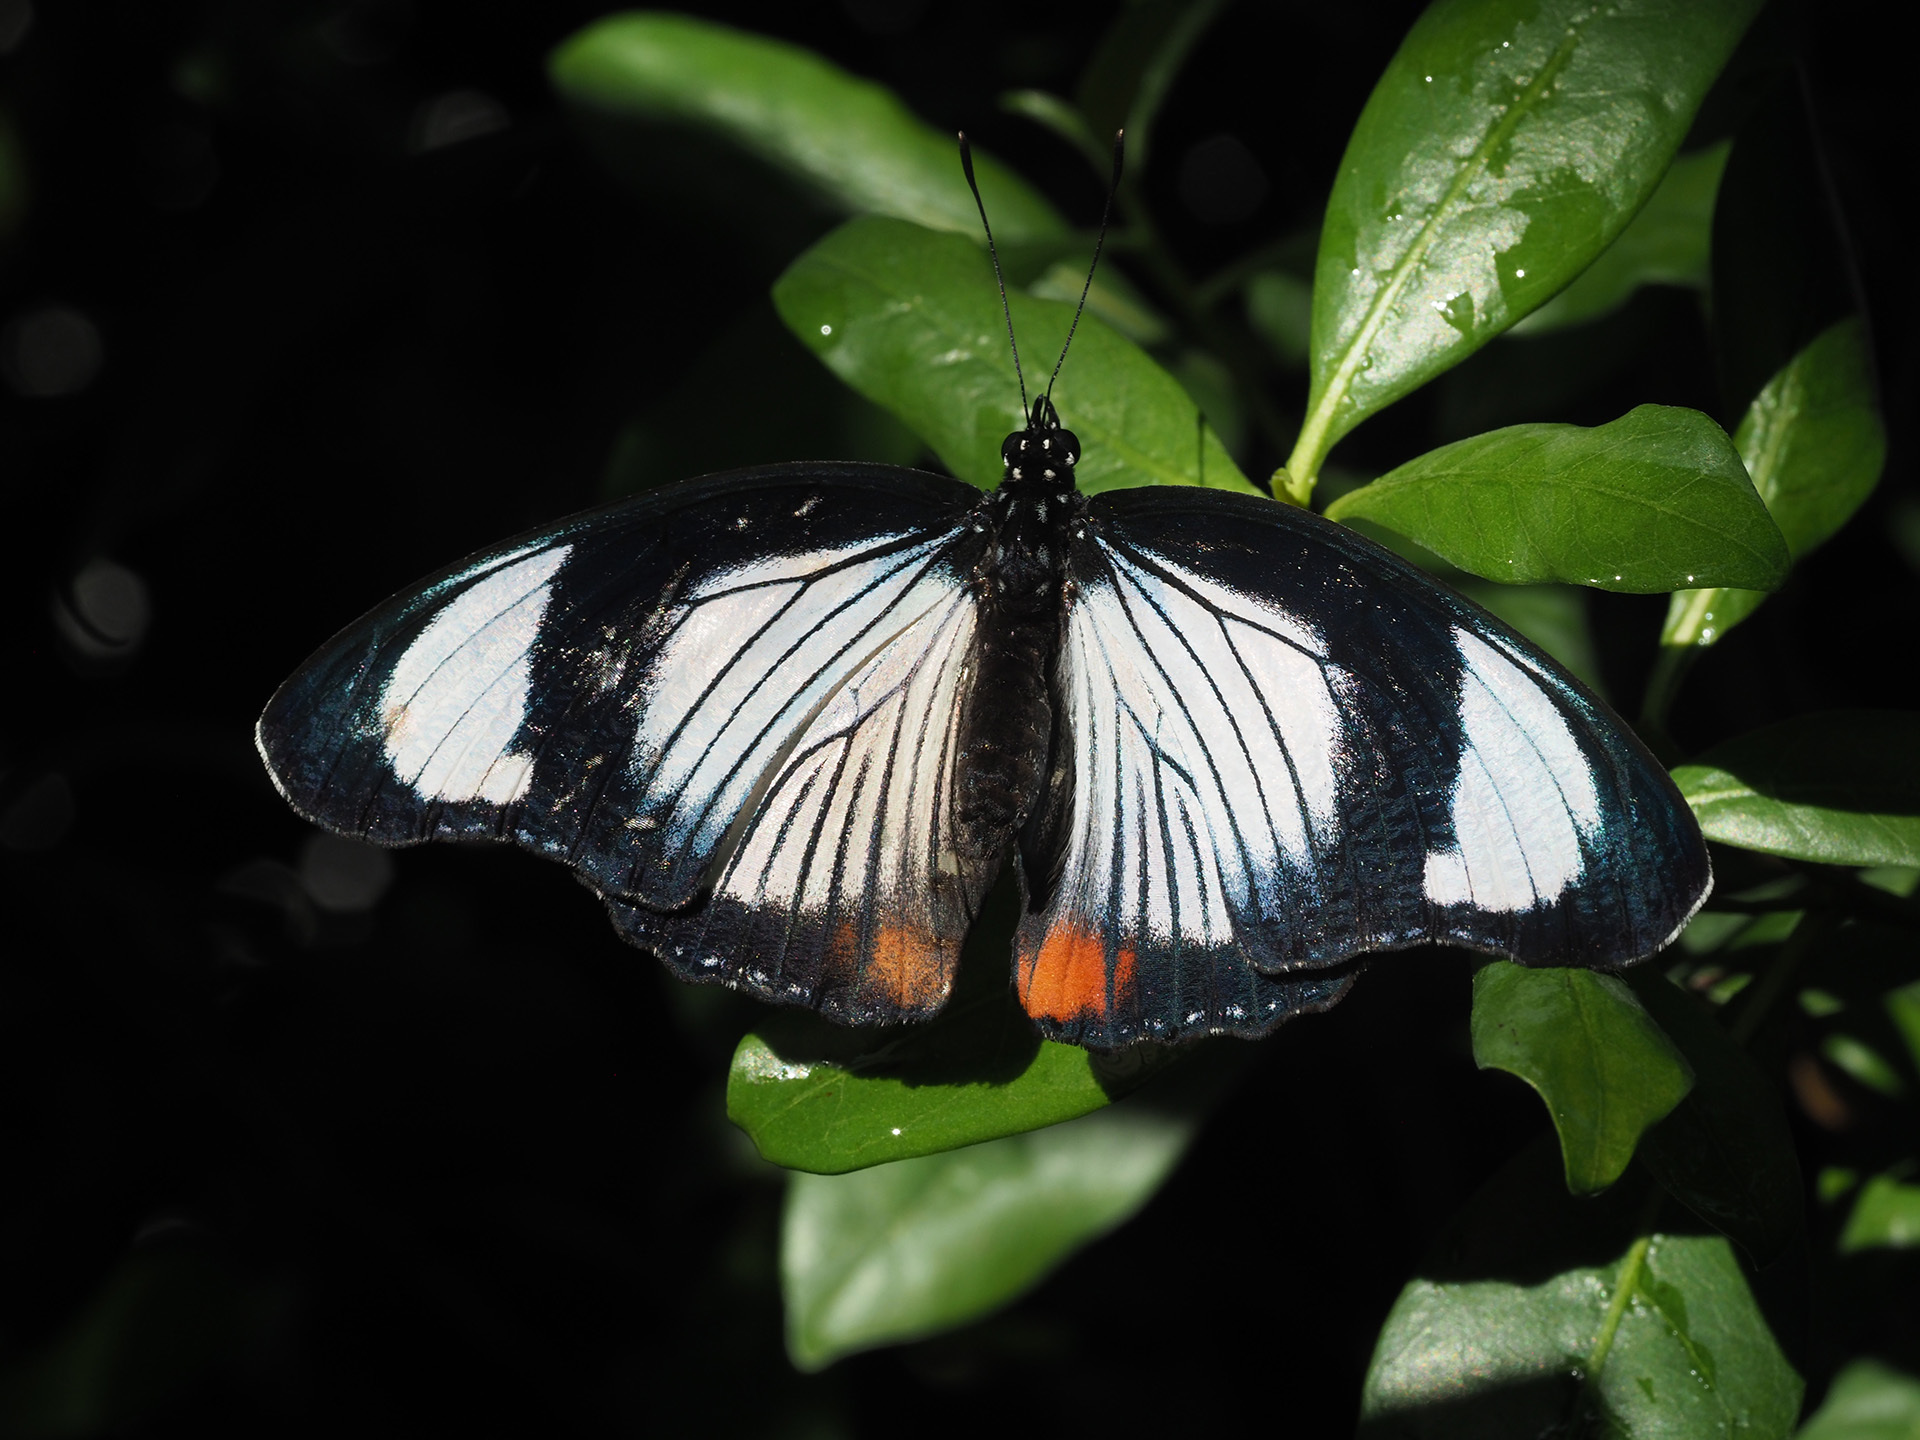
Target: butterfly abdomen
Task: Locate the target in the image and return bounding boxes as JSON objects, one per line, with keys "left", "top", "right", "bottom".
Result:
{"left": 952, "top": 429, "right": 1088, "bottom": 877}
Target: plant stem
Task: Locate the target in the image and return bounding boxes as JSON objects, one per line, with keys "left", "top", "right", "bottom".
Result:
{"left": 1638, "top": 644, "right": 1699, "bottom": 763}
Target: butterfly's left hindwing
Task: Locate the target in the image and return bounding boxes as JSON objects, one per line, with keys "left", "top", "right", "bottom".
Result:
{"left": 257, "top": 463, "right": 1001, "bottom": 1023}
{"left": 1017, "top": 489, "right": 1710, "bottom": 1049}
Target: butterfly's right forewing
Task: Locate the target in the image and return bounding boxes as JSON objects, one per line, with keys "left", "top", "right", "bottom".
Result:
{"left": 257, "top": 465, "right": 998, "bottom": 993}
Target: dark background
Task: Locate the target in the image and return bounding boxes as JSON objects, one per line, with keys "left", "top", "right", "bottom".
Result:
{"left": 2, "top": 1, "right": 1913, "bottom": 1434}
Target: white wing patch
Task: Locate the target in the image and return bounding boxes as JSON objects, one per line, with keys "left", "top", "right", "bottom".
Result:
{"left": 380, "top": 543, "right": 572, "bottom": 805}
{"left": 718, "top": 584, "right": 975, "bottom": 915}
{"left": 1051, "top": 545, "right": 1348, "bottom": 954}
{"left": 629, "top": 534, "right": 961, "bottom": 862}
{"left": 1423, "top": 626, "right": 1604, "bottom": 911}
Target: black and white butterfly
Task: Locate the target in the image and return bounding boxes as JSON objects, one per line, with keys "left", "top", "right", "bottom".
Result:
{"left": 256, "top": 139, "right": 1709, "bottom": 1051}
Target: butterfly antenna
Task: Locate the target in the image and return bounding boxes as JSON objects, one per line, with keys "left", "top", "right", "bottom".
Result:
{"left": 959, "top": 131, "right": 1028, "bottom": 417}
{"left": 1044, "top": 129, "right": 1125, "bottom": 407}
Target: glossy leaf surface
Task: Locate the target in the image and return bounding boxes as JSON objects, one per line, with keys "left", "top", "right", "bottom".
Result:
{"left": 549, "top": 12, "right": 1065, "bottom": 241}
{"left": 775, "top": 215, "right": 1256, "bottom": 494}
{"left": 1290, "top": 0, "right": 1762, "bottom": 489}
{"left": 1512, "top": 141, "right": 1728, "bottom": 336}
{"left": 1797, "top": 1360, "right": 1920, "bottom": 1439}
{"left": 1664, "top": 316, "right": 1887, "bottom": 645}
{"left": 727, "top": 879, "right": 1167, "bottom": 1174}
{"left": 1326, "top": 405, "right": 1788, "bottom": 592}
{"left": 1471, "top": 962, "right": 1693, "bottom": 1195}
{"left": 1630, "top": 970, "right": 1803, "bottom": 1264}
{"left": 781, "top": 1105, "right": 1190, "bottom": 1369}
{"left": 1674, "top": 712, "right": 1920, "bottom": 867}
{"left": 1360, "top": 1141, "right": 1802, "bottom": 1438}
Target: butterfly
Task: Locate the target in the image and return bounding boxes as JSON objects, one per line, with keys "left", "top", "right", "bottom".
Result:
{"left": 256, "top": 136, "right": 1710, "bottom": 1051}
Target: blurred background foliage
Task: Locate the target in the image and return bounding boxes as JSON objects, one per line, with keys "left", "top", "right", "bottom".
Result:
{"left": 1, "top": 0, "right": 1915, "bottom": 1434}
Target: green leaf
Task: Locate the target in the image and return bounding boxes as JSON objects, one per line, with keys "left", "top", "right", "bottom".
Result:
{"left": 1797, "top": 1360, "right": 1920, "bottom": 1439}
{"left": 774, "top": 215, "right": 1257, "bottom": 495}
{"left": 727, "top": 876, "right": 1169, "bottom": 1174}
{"left": 1886, "top": 980, "right": 1920, "bottom": 1076}
{"left": 1073, "top": 0, "right": 1229, "bottom": 171}
{"left": 1246, "top": 268, "right": 1313, "bottom": 370}
{"left": 997, "top": 88, "right": 1105, "bottom": 175}
{"left": 1360, "top": 1140, "right": 1803, "bottom": 1438}
{"left": 1287, "top": 0, "right": 1762, "bottom": 492}
{"left": 1839, "top": 1174, "right": 1920, "bottom": 1253}
{"left": 1673, "top": 712, "right": 1920, "bottom": 867}
{"left": 1664, "top": 316, "right": 1888, "bottom": 645}
{"left": 1512, "top": 141, "right": 1729, "bottom": 336}
{"left": 781, "top": 1105, "right": 1191, "bottom": 1369}
{"left": 1629, "top": 970, "right": 1804, "bottom": 1264}
{"left": 1471, "top": 962, "right": 1694, "bottom": 1194}
{"left": 548, "top": 12, "right": 1066, "bottom": 241}
{"left": 1324, "top": 405, "right": 1789, "bottom": 592}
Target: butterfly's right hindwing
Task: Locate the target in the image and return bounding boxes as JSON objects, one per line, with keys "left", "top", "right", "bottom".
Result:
{"left": 258, "top": 464, "right": 1003, "bottom": 1021}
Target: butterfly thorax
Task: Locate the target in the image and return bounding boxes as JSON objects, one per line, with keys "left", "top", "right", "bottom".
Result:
{"left": 985, "top": 412, "right": 1087, "bottom": 618}
{"left": 950, "top": 410, "right": 1088, "bottom": 887}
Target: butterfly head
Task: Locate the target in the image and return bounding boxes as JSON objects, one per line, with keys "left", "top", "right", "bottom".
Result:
{"left": 1000, "top": 395, "right": 1081, "bottom": 491}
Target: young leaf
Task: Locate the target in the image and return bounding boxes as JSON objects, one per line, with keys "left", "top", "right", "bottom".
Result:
{"left": 1838, "top": 1174, "right": 1920, "bottom": 1253}
{"left": 1360, "top": 1141, "right": 1802, "bottom": 1438}
{"left": 1287, "top": 0, "right": 1763, "bottom": 493}
{"left": 1471, "top": 962, "right": 1694, "bottom": 1195}
{"left": 1324, "top": 405, "right": 1789, "bottom": 592}
{"left": 1511, "top": 141, "right": 1729, "bottom": 336}
{"left": 774, "top": 215, "right": 1257, "bottom": 495}
{"left": 549, "top": 13, "right": 1065, "bottom": 241}
{"left": 1663, "top": 316, "right": 1887, "bottom": 646}
{"left": 1673, "top": 712, "right": 1920, "bottom": 867}
{"left": 780, "top": 1105, "right": 1191, "bottom": 1369}
{"left": 1629, "top": 970, "right": 1804, "bottom": 1265}
{"left": 1797, "top": 1360, "right": 1920, "bottom": 1439}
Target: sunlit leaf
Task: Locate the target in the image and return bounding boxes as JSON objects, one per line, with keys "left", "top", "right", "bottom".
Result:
{"left": 1471, "top": 962, "right": 1694, "bottom": 1195}
{"left": 1664, "top": 316, "right": 1887, "bottom": 645}
{"left": 781, "top": 1105, "right": 1191, "bottom": 1369}
{"left": 549, "top": 12, "right": 1065, "bottom": 241}
{"left": 1360, "top": 1140, "right": 1802, "bottom": 1438}
{"left": 1630, "top": 970, "right": 1804, "bottom": 1264}
{"left": 1325, "top": 405, "right": 1788, "bottom": 592}
{"left": 774, "top": 215, "right": 1257, "bottom": 494}
{"left": 1839, "top": 1174, "right": 1920, "bottom": 1253}
{"left": 1673, "top": 712, "right": 1920, "bottom": 867}
{"left": 1512, "top": 141, "right": 1729, "bottom": 336}
{"left": 1797, "top": 1359, "right": 1920, "bottom": 1439}
{"left": 1287, "top": 0, "right": 1762, "bottom": 494}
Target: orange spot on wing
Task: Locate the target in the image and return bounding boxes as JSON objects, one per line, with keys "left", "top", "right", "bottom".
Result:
{"left": 1019, "top": 919, "right": 1113, "bottom": 1022}
{"left": 1112, "top": 943, "right": 1137, "bottom": 1012}
{"left": 860, "top": 924, "right": 952, "bottom": 1014}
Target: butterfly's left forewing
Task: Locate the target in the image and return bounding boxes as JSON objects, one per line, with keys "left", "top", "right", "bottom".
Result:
{"left": 1017, "top": 489, "right": 1708, "bottom": 1048}
{"left": 259, "top": 463, "right": 1002, "bottom": 1022}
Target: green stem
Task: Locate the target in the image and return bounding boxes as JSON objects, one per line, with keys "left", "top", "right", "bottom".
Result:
{"left": 1579, "top": 1184, "right": 1667, "bottom": 1416}
{"left": 1586, "top": 1234, "right": 1650, "bottom": 1381}
{"left": 1638, "top": 644, "right": 1699, "bottom": 764}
